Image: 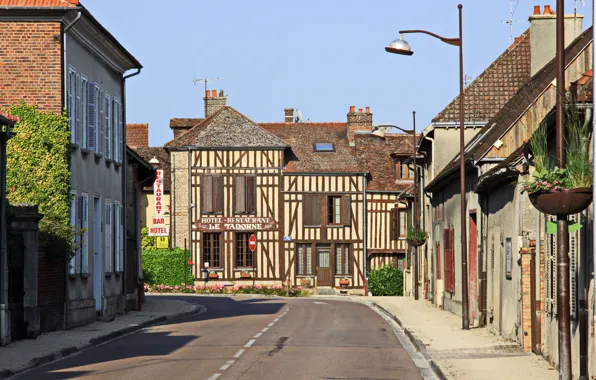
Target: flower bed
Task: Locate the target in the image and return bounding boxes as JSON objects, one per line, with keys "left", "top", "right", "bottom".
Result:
{"left": 144, "top": 283, "right": 306, "bottom": 297}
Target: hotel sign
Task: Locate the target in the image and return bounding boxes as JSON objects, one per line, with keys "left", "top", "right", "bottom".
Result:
{"left": 196, "top": 217, "right": 276, "bottom": 231}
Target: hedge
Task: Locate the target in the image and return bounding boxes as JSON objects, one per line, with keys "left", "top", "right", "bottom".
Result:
{"left": 142, "top": 247, "right": 193, "bottom": 286}
{"left": 368, "top": 264, "right": 403, "bottom": 296}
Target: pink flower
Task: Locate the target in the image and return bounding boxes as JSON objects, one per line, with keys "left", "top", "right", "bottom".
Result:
{"left": 554, "top": 180, "right": 559, "bottom": 185}
{"left": 542, "top": 181, "right": 548, "bottom": 186}
{"left": 546, "top": 184, "right": 551, "bottom": 189}
{"left": 555, "top": 186, "right": 559, "bottom": 190}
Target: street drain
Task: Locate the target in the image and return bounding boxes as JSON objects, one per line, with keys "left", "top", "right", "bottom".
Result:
{"left": 268, "top": 336, "right": 289, "bottom": 356}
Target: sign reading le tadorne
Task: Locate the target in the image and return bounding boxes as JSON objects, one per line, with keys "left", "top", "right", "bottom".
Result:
{"left": 196, "top": 217, "right": 276, "bottom": 231}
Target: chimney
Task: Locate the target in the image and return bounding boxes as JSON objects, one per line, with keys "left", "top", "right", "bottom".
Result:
{"left": 203, "top": 89, "right": 227, "bottom": 118}
{"left": 529, "top": 5, "right": 584, "bottom": 76}
{"left": 126, "top": 123, "right": 149, "bottom": 148}
{"left": 284, "top": 108, "right": 294, "bottom": 122}
{"left": 347, "top": 106, "right": 373, "bottom": 145}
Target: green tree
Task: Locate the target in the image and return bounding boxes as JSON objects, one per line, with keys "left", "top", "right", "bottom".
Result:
{"left": 368, "top": 264, "right": 403, "bottom": 296}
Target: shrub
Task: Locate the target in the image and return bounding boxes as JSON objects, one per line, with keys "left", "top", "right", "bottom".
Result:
{"left": 142, "top": 247, "right": 193, "bottom": 286}
{"left": 368, "top": 264, "right": 403, "bottom": 296}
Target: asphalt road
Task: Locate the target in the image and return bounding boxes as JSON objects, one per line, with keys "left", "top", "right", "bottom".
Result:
{"left": 17, "top": 296, "right": 424, "bottom": 380}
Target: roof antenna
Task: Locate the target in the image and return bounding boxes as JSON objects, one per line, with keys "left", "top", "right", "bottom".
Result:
{"left": 501, "top": 0, "right": 524, "bottom": 44}
{"left": 193, "top": 77, "right": 227, "bottom": 116}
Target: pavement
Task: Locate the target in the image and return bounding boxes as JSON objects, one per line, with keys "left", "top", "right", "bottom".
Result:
{"left": 0, "top": 298, "right": 203, "bottom": 380}
{"left": 12, "top": 295, "right": 430, "bottom": 380}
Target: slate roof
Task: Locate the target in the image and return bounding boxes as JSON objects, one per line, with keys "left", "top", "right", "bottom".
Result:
{"left": 432, "top": 30, "right": 531, "bottom": 123}
{"left": 0, "top": 0, "right": 78, "bottom": 6}
{"left": 165, "top": 106, "right": 288, "bottom": 149}
{"left": 426, "top": 26, "right": 593, "bottom": 192}
{"left": 134, "top": 147, "right": 171, "bottom": 192}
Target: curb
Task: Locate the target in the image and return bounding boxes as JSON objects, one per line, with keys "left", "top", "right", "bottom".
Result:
{"left": 369, "top": 301, "right": 449, "bottom": 380}
{"left": 0, "top": 303, "right": 205, "bottom": 380}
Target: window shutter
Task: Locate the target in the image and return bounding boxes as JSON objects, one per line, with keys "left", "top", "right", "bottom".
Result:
{"left": 105, "top": 94, "right": 111, "bottom": 159}
{"left": 69, "top": 192, "right": 77, "bottom": 274}
{"left": 87, "top": 83, "right": 96, "bottom": 151}
{"left": 113, "top": 99, "right": 118, "bottom": 163}
{"left": 443, "top": 229, "right": 452, "bottom": 292}
{"left": 214, "top": 176, "right": 224, "bottom": 213}
{"left": 99, "top": 90, "right": 104, "bottom": 155}
{"left": 390, "top": 209, "right": 397, "bottom": 240}
{"left": 118, "top": 101, "right": 123, "bottom": 163}
{"left": 342, "top": 195, "right": 351, "bottom": 227}
{"left": 201, "top": 176, "right": 213, "bottom": 213}
{"left": 75, "top": 73, "right": 81, "bottom": 146}
{"left": 246, "top": 176, "right": 256, "bottom": 213}
{"left": 82, "top": 194, "right": 89, "bottom": 273}
{"left": 235, "top": 176, "right": 246, "bottom": 213}
{"left": 105, "top": 200, "right": 112, "bottom": 273}
{"left": 68, "top": 68, "right": 76, "bottom": 144}
{"left": 303, "top": 195, "right": 321, "bottom": 226}
{"left": 570, "top": 214, "right": 578, "bottom": 319}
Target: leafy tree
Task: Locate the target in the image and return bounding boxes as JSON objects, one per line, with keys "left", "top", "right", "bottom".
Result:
{"left": 368, "top": 264, "right": 403, "bottom": 296}
{"left": 143, "top": 247, "right": 193, "bottom": 286}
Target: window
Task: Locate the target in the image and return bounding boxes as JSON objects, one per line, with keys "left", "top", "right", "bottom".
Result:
{"left": 328, "top": 196, "right": 341, "bottom": 224}
{"left": 114, "top": 202, "right": 123, "bottom": 272}
{"left": 104, "top": 199, "right": 112, "bottom": 273}
{"left": 201, "top": 176, "right": 224, "bottom": 214}
{"left": 68, "top": 67, "right": 76, "bottom": 145}
{"left": 235, "top": 232, "right": 254, "bottom": 268}
{"left": 303, "top": 195, "right": 321, "bottom": 226}
{"left": 313, "top": 143, "right": 334, "bottom": 152}
{"left": 396, "top": 158, "right": 414, "bottom": 180}
{"left": 81, "top": 76, "right": 88, "bottom": 149}
{"left": 113, "top": 98, "right": 123, "bottom": 163}
{"left": 296, "top": 244, "right": 313, "bottom": 275}
{"left": 203, "top": 233, "right": 222, "bottom": 268}
{"left": 88, "top": 83, "right": 99, "bottom": 153}
{"left": 234, "top": 176, "right": 256, "bottom": 213}
{"left": 75, "top": 73, "right": 81, "bottom": 146}
{"left": 80, "top": 193, "right": 89, "bottom": 274}
{"left": 69, "top": 190, "right": 78, "bottom": 274}
{"left": 444, "top": 228, "right": 455, "bottom": 293}
{"left": 104, "top": 93, "right": 111, "bottom": 160}
{"left": 390, "top": 208, "right": 408, "bottom": 240}
{"left": 335, "top": 244, "right": 350, "bottom": 275}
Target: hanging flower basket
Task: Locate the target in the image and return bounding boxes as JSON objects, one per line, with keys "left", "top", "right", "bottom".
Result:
{"left": 339, "top": 278, "right": 349, "bottom": 286}
{"left": 406, "top": 237, "right": 426, "bottom": 247}
{"left": 529, "top": 187, "right": 593, "bottom": 216}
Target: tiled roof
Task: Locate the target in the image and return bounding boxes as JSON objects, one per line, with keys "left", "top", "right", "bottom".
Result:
{"left": 0, "top": 0, "right": 79, "bottom": 6}
{"left": 260, "top": 122, "right": 362, "bottom": 173}
{"left": 170, "top": 118, "right": 204, "bottom": 128}
{"left": 432, "top": 30, "right": 531, "bottom": 123}
{"left": 134, "top": 147, "right": 171, "bottom": 192}
{"left": 426, "top": 26, "right": 593, "bottom": 192}
{"left": 126, "top": 123, "right": 148, "bottom": 149}
{"left": 165, "top": 106, "right": 288, "bottom": 149}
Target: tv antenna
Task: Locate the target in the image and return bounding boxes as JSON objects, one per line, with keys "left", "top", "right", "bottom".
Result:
{"left": 501, "top": 0, "right": 525, "bottom": 44}
{"left": 193, "top": 77, "right": 227, "bottom": 93}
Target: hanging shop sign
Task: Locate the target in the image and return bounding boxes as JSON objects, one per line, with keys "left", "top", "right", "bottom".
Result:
{"left": 154, "top": 169, "right": 164, "bottom": 215}
{"left": 195, "top": 217, "right": 276, "bottom": 231}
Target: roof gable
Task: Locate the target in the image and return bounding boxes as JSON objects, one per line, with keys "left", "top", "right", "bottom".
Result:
{"left": 432, "top": 29, "right": 531, "bottom": 123}
{"left": 166, "top": 106, "right": 288, "bottom": 149}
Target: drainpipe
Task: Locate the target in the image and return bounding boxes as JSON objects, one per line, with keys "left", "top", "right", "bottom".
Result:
{"left": 121, "top": 68, "right": 142, "bottom": 309}
{"left": 61, "top": 10, "right": 81, "bottom": 331}
{"left": 363, "top": 173, "right": 368, "bottom": 295}
{"left": 187, "top": 148, "right": 192, "bottom": 282}
{"left": 593, "top": 0, "right": 596, "bottom": 341}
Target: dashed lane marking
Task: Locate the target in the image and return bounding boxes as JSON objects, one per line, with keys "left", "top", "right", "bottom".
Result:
{"left": 207, "top": 374, "right": 221, "bottom": 380}
{"left": 220, "top": 360, "right": 235, "bottom": 371}
{"left": 233, "top": 349, "right": 245, "bottom": 358}
{"left": 254, "top": 332, "right": 263, "bottom": 338}
{"left": 261, "top": 327, "right": 269, "bottom": 332}
{"left": 244, "top": 339, "right": 256, "bottom": 348}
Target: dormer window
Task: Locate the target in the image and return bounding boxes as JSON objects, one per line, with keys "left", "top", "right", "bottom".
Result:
{"left": 313, "top": 143, "right": 335, "bottom": 152}
{"left": 395, "top": 157, "right": 414, "bottom": 180}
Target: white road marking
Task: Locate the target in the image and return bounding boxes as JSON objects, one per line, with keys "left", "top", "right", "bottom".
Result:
{"left": 313, "top": 301, "right": 327, "bottom": 304}
{"left": 261, "top": 327, "right": 269, "bottom": 332}
{"left": 273, "top": 318, "right": 280, "bottom": 322}
{"left": 244, "top": 339, "right": 256, "bottom": 348}
{"left": 233, "top": 349, "right": 246, "bottom": 358}
{"left": 207, "top": 374, "right": 221, "bottom": 380}
{"left": 254, "top": 332, "right": 262, "bottom": 338}
{"left": 267, "top": 323, "right": 275, "bottom": 327}
{"left": 220, "top": 360, "right": 235, "bottom": 371}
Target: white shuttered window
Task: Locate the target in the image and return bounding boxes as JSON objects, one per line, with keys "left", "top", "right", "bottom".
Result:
{"left": 68, "top": 67, "right": 76, "bottom": 144}
{"left": 114, "top": 202, "right": 123, "bottom": 272}
{"left": 104, "top": 199, "right": 112, "bottom": 273}
{"left": 81, "top": 193, "right": 89, "bottom": 274}
{"left": 104, "top": 93, "right": 111, "bottom": 160}
{"left": 88, "top": 83, "right": 98, "bottom": 152}
{"left": 80, "top": 76, "right": 88, "bottom": 149}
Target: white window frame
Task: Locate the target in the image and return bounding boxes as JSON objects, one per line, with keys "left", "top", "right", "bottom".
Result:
{"left": 104, "top": 199, "right": 112, "bottom": 273}
{"left": 81, "top": 193, "right": 89, "bottom": 274}
{"left": 69, "top": 190, "right": 78, "bottom": 274}
{"left": 80, "top": 75, "right": 88, "bottom": 150}
{"left": 104, "top": 93, "right": 111, "bottom": 160}
{"left": 68, "top": 66, "right": 77, "bottom": 145}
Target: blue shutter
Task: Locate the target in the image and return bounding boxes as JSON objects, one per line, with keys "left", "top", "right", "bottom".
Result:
{"left": 88, "top": 83, "right": 96, "bottom": 151}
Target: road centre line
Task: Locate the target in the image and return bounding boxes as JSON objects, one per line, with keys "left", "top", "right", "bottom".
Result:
{"left": 244, "top": 339, "right": 256, "bottom": 348}
{"left": 207, "top": 374, "right": 221, "bottom": 380}
{"left": 262, "top": 327, "right": 269, "bottom": 332}
{"left": 233, "top": 349, "right": 246, "bottom": 358}
{"left": 254, "top": 332, "right": 263, "bottom": 338}
{"left": 268, "top": 323, "right": 274, "bottom": 327}
{"left": 220, "top": 360, "right": 235, "bottom": 371}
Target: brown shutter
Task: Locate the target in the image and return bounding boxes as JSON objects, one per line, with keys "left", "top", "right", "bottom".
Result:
{"left": 235, "top": 176, "right": 246, "bottom": 213}
{"left": 444, "top": 228, "right": 454, "bottom": 292}
{"left": 214, "top": 176, "right": 224, "bottom": 213}
{"left": 246, "top": 176, "right": 256, "bottom": 213}
{"left": 390, "top": 208, "right": 397, "bottom": 240}
{"left": 303, "top": 195, "right": 321, "bottom": 226}
{"left": 202, "top": 176, "right": 213, "bottom": 213}
{"left": 342, "top": 195, "right": 351, "bottom": 227}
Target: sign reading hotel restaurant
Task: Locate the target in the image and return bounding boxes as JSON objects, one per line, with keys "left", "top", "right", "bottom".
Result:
{"left": 149, "top": 226, "right": 169, "bottom": 236}
{"left": 196, "top": 217, "right": 276, "bottom": 231}
{"left": 154, "top": 169, "right": 164, "bottom": 215}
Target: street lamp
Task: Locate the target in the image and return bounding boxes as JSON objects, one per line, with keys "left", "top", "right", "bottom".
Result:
{"left": 385, "top": 4, "right": 470, "bottom": 330}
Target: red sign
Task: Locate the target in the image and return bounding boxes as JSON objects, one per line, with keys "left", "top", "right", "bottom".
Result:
{"left": 249, "top": 234, "right": 256, "bottom": 252}
{"left": 154, "top": 169, "right": 164, "bottom": 215}
{"left": 195, "top": 217, "right": 276, "bottom": 231}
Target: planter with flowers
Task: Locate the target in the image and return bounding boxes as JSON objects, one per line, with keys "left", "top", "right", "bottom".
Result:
{"left": 208, "top": 271, "right": 219, "bottom": 279}
{"left": 521, "top": 107, "right": 593, "bottom": 215}
{"left": 406, "top": 229, "right": 428, "bottom": 247}
{"left": 339, "top": 278, "right": 350, "bottom": 287}
{"left": 240, "top": 270, "right": 252, "bottom": 279}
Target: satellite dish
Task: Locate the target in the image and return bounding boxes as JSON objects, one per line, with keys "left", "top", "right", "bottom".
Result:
{"left": 295, "top": 109, "right": 302, "bottom": 123}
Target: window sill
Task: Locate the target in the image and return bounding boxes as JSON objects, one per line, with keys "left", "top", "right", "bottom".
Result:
{"left": 105, "top": 158, "right": 113, "bottom": 165}
{"left": 105, "top": 272, "right": 113, "bottom": 278}
{"left": 206, "top": 268, "right": 224, "bottom": 272}
{"left": 81, "top": 272, "right": 90, "bottom": 278}
{"left": 304, "top": 225, "right": 321, "bottom": 228}
{"left": 334, "top": 275, "right": 351, "bottom": 278}
{"left": 234, "top": 268, "right": 255, "bottom": 272}
{"left": 71, "top": 143, "right": 79, "bottom": 150}
{"left": 327, "top": 225, "right": 345, "bottom": 228}
{"left": 94, "top": 152, "right": 102, "bottom": 159}
{"left": 296, "top": 275, "right": 314, "bottom": 278}
{"left": 81, "top": 148, "right": 92, "bottom": 156}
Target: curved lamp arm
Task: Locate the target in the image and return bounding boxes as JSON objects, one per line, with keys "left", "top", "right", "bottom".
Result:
{"left": 399, "top": 29, "right": 461, "bottom": 47}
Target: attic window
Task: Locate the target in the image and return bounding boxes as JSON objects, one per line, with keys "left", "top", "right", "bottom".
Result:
{"left": 314, "top": 143, "right": 335, "bottom": 152}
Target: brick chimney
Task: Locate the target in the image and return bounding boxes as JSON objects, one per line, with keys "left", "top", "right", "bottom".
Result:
{"left": 204, "top": 89, "right": 227, "bottom": 118}
{"left": 529, "top": 4, "right": 583, "bottom": 76}
{"left": 126, "top": 123, "right": 148, "bottom": 148}
{"left": 169, "top": 118, "right": 204, "bottom": 138}
{"left": 284, "top": 108, "right": 294, "bottom": 122}
{"left": 347, "top": 106, "right": 373, "bottom": 145}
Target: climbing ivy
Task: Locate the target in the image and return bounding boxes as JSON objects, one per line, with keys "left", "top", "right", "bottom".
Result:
{"left": 4, "top": 102, "right": 75, "bottom": 262}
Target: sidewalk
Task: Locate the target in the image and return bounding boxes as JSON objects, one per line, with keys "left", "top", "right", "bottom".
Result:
{"left": 367, "top": 297, "right": 558, "bottom": 380}
{"left": 0, "top": 298, "right": 202, "bottom": 379}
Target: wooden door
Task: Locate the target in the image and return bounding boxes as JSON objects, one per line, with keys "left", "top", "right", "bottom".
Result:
{"left": 316, "top": 244, "right": 332, "bottom": 286}
{"left": 469, "top": 212, "right": 478, "bottom": 322}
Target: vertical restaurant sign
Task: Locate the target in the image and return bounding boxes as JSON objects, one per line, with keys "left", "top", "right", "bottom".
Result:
{"left": 154, "top": 169, "right": 164, "bottom": 215}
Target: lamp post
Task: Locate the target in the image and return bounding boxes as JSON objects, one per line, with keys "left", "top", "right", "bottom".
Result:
{"left": 385, "top": 4, "right": 469, "bottom": 329}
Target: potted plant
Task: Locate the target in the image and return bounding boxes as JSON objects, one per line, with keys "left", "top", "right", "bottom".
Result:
{"left": 300, "top": 278, "right": 312, "bottom": 288}
{"left": 406, "top": 228, "right": 428, "bottom": 247}
{"left": 521, "top": 107, "right": 593, "bottom": 215}
{"left": 240, "top": 270, "right": 251, "bottom": 279}
{"left": 339, "top": 277, "right": 350, "bottom": 286}
{"left": 208, "top": 271, "right": 219, "bottom": 279}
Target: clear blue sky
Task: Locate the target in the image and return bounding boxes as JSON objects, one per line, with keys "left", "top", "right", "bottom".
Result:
{"left": 84, "top": 0, "right": 593, "bottom": 147}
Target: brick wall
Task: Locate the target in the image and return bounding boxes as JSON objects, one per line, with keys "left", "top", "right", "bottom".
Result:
{"left": 127, "top": 123, "right": 149, "bottom": 148}
{"left": 0, "top": 22, "right": 63, "bottom": 114}
{"left": 37, "top": 247, "right": 65, "bottom": 332}
{"left": 347, "top": 106, "right": 372, "bottom": 144}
